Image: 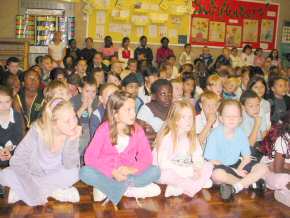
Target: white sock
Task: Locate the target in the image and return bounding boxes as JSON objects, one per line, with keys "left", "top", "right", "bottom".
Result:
{"left": 165, "top": 185, "right": 183, "bottom": 198}
{"left": 233, "top": 183, "right": 243, "bottom": 193}
{"left": 8, "top": 189, "right": 19, "bottom": 204}
{"left": 251, "top": 182, "right": 257, "bottom": 189}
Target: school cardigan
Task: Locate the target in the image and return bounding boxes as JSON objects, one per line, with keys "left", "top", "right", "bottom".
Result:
{"left": 84, "top": 121, "right": 153, "bottom": 178}
{"left": 8, "top": 125, "right": 80, "bottom": 204}
{"left": 0, "top": 109, "right": 24, "bottom": 147}
{"left": 10, "top": 125, "right": 80, "bottom": 176}
{"left": 0, "top": 109, "right": 25, "bottom": 167}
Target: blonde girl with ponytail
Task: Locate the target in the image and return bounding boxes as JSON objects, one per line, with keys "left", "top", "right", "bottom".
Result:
{"left": 0, "top": 98, "right": 82, "bottom": 206}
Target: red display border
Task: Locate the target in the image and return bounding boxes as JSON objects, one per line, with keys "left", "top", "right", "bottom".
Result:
{"left": 190, "top": 0, "right": 279, "bottom": 50}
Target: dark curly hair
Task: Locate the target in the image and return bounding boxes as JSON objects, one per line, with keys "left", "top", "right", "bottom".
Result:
{"left": 260, "top": 110, "right": 290, "bottom": 159}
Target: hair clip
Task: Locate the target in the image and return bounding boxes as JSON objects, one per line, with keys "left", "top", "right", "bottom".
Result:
{"left": 50, "top": 98, "right": 65, "bottom": 111}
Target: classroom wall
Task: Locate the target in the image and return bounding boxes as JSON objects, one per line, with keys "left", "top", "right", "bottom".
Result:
{"left": 73, "top": 0, "right": 290, "bottom": 59}
{"left": 0, "top": 0, "right": 290, "bottom": 60}
{"left": 0, "top": 0, "right": 19, "bottom": 39}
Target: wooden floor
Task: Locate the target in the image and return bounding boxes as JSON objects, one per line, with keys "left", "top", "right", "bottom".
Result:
{"left": 0, "top": 182, "right": 289, "bottom": 218}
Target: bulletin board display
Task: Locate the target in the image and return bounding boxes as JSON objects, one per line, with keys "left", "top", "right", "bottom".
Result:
{"left": 85, "top": 0, "right": 191, "bottom": 45}
{"left": 190, "top": 0, "right": 279, "bottom": 50}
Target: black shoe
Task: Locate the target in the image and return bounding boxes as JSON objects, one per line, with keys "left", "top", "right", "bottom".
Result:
{"left": 220, "top": 184, "right": 235, "bottom": 201}
{"left": 0, "top": 185, "right": 4, "bottom": 198}
{"left": 250, "top": 179, "right": 266, "bottom": 196}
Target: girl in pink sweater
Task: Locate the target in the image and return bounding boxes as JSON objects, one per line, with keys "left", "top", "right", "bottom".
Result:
{"left": 153, "top": 99, "right": 213, "bottom": 197}
{"left": 80, "top": 91, "right": 160, "bottom": 207}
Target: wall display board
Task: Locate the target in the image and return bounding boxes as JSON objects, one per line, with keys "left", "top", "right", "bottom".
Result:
{"left": 16, "top": 9, "right": 75, "bottom": 46}
{"left": 85, "top": 0, "right": 191, "bottom": 44}
{"left": 190, "top": 0, "right": 279, "bottom": 50}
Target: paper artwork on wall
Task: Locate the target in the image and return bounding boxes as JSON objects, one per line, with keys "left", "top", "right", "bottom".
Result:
{"left": 159, "top": 26, "right": 168, "bottom": 37}
{"left": 226, "top": 25, "right": 242, "bottom": 47}
{"left": 96, "top": 11, "right": 106, "bottom": 24}
{"left": 191, "top": 17, "right": 209, "bottom": 42}
{"left": 148, "top": 25, "right": 157, "bottom": 37}
{"left": 260, "top": 19, "right": 275, "bottom": 42}
{"left": 243, "top": 19, "right": 259, "bottom": 42}
{"left": 209, "top": 21, "right": 225, "bottom": 42}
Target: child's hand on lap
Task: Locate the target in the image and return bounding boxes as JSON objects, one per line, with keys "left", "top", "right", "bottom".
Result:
{"left": 0, "top": 149, "right": 5, "bottom": 161}
{"left": 125, "top": 166, "right": 138, "bottom": 175}
{"left": 118, "top": 166, "right": 138, "bottom": 176}
{"left": 127, "top": 167, "right": 138, "bottom": 174}
{"left": 0, "top": 149, "right": 11, "bottom": 161}
{"left": 112, "top": 168, "right": 128, "bottom": 182}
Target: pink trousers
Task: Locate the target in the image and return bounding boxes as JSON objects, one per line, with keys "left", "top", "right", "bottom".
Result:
{"left": 264, "top": 171, "right": 290, "bottom": 190}
{"left": 158, "top": 161, "right": 213, "bottom": 197}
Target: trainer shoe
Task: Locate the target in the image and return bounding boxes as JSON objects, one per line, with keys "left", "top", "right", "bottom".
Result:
{"left": 220, "top": 184, "right": 235, "bottom": 201}
{"left": 124, "top": 183, "right": 161, "bottom": 199}
{"left": 250, "top": 179, "right": 266, "bottom": 196}
{"left": 274, "top": 189, "right": 290, "bottom": 207}
{"left": 203, "top": 179, "right": 213, "bottom": 189}
{"left": 164, "top": 185, "right": 183, "bottom": 198}
{"left": 93, "top": 188, "right": 107, "bottom": 202}
{"left": 51, "top": 187, "right": 80, "bottom": 203}
{"left": 8, "top": 189, "right": 19, "bottom": 204}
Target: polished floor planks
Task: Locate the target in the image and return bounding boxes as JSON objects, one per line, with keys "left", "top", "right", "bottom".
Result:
{"left": 0, "top": 182, "right": 289, "bottom": 218}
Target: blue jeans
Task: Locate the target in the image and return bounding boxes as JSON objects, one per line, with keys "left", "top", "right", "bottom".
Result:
{"left": 80, "top": 165, "right": 160, "bottom": 204}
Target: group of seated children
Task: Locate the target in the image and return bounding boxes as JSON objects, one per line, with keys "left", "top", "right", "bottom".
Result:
{"left": 0, "top": 34, "right": 289, "bottom": 208}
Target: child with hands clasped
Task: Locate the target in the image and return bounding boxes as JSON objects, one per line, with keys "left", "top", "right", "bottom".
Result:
{"left": 89, "top": 83, "right": 119, "bottom": 138}
{"left": 80, "top": 91, "right": 161, "bottom": 207}
{"left": 240, "top": 90, "right": 268, "bottom": 148}
{"left": 71, "top": 77, "right": 98, "bottom": 160}
{"left": 154, "top": 99, "right": 213, "bottom": 198}
{"left": 204, "top": 100, "right": 268, "bottom": 201}
{"left": 196, "top": 91, "right": 220, "bottom": 146}
{"left": 247, "top": 76, "right": 271, "bottom": 130}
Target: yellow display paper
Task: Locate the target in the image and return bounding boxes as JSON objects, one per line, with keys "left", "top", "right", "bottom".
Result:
{"left": 86, "top": 0, "right": 190, "bottom": 44}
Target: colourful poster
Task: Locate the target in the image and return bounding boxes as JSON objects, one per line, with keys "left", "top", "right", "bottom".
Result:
{"left": 159, "top": 26, "right": 168, "bottom": 38}
{"left": 243, "top": 19, "right": 259, "bottom": 42}
{"left": 261, "top": 19, "right": 275, "bottom": 42}
{"left": 191, "top": 17, "right": 209, "bottom": 42}
{"left": 209, "top": 21, "right": 225, "bottom": 42}
{"left": 190, "top": 0, "right": 279, "bottom": 49}
{"left": 226, "top": 25, "right": 242, "bottom": 47}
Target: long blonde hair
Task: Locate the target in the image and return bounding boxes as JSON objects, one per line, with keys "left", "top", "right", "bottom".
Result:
{"left": 155, "top": 99, "right": 196, "bottom": 153}
{"left": 105, "top": 91, "right": 135, "bottom": 145}
{"left": 36, "top": 98, "right": 74, "bottom": 147}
